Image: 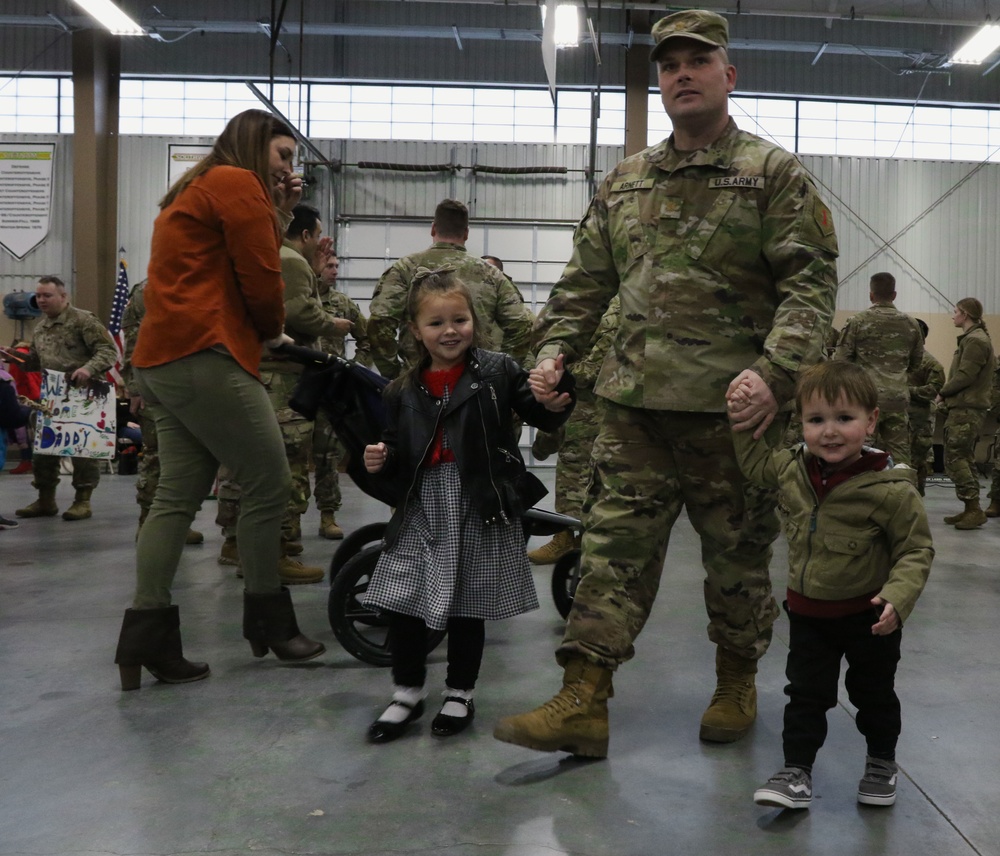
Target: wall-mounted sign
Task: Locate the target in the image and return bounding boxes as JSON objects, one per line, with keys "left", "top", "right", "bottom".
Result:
{"left": 0, "top": 143, "right": 55, "bottom": 260}
{"left": 167, "top": 144, "right": 213, "bottom": 190}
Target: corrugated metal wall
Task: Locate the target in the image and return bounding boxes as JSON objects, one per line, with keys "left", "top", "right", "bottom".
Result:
{"left": 6, "top": 134, "right": 1000, "bottom": 335}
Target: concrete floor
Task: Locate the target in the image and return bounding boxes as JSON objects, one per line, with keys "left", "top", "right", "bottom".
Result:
{"left": 0, "top": 465, "right": 998, "bottom": 856}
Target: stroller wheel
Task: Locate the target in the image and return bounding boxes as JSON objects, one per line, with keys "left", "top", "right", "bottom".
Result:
{"left": 329, "top": 521, "right": 388, "bottom": 580}
{"left": 328, "top": 544, "right": 447, "bottom": 666}
{"left": 550, "top": 548, "right": 582, "bottom": 620}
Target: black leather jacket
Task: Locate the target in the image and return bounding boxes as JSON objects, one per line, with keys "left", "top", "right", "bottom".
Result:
{"left": 375, "top": 348, "right": 575, "bottom": 548}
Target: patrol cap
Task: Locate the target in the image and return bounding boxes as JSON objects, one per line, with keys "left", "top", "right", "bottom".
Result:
{"left": 650, "top": 10, "right": 729, "bottom": 62}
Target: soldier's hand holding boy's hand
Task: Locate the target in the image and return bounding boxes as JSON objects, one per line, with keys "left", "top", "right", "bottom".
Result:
{"left": 870, "top": 596, "right": 900, "bottom": 635}
{"left": 364, "top": 442, "right": 388, "bottom": 473}
{"left": 726, "top": 369, "right": 779, "bottom": 439}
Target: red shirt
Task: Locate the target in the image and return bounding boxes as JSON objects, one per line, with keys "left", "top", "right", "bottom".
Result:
{"left": 421, "top": 363, "right": 464, "bottom": 467}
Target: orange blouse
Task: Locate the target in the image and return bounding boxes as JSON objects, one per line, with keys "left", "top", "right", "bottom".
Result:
{"left": 133, "top": 165, "right": 286, "bottom": 379}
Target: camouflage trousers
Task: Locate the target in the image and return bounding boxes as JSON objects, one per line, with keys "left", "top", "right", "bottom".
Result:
{"left": 943, "top": 407, "right": 985, "bottom": 501}
{"left": 311, "top": 408, "right": 344, "bottom": 513}
{"left": 216, "top": 370, "right": 313, "bottom": 539}
{"left": 135, "top": 409, "right": 158, "bottom": 511}
{"left": 553, "top": 398, "right": 599, "bottom": 517}
{"left": 873, "top": 410, "right": 910, "bottom": 466}
{"left": 31, "top": 453, "right": 101, "bottom": 492}
{"left": 991, "top": 423, "right": 1000, "bottom": 502}
{"left": 908, "top": 408, "right": 935, "bottom": 488}
{"left": 558, "top": 401, "right": 782, "bottom": 670}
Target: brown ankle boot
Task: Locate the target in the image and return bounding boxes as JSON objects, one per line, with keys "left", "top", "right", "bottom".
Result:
{"left": 699, "top": 647, "right": 758, "bottom": 743}
{"left": 242, "top": 587, "right": 325, "bottom": 661}
{"left": 493, "top": 657, "right": 614, "bottom": 758}
{"left": 114, "top": 605, "right": 210, "bottom": 691}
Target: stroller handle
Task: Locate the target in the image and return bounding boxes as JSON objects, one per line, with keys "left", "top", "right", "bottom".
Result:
{"left": 270, "top": 342, "right": 347, "bottom": 368}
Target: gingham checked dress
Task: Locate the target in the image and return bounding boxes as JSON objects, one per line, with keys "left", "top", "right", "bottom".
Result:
{"left": 363, "top": 365, "right": 539, "bottom": 631}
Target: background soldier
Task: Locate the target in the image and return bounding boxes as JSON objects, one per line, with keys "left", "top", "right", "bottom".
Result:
{"left": 312, "top": 251, "right": 372, "bottom": 540}
{"left": 834, "top": 272, "right": 922, "bottom": 464}
{"left": 15, "top": 276, "right": 117, "bottom": 522}
{"left": 121, "top": 280, "right": 204, "bottom": 544}
{"left": 494, "top": 10, "right": 838, "bottom": 758}
{"left": 987, "top": 363, "right": 1000, "bottom": 518}
{"left": 528, "top": 297, "right": 619, "bottom": 565}
{"left": 368, "top": 198, "right": 532, "bottom": 378}
{"left": 907, "top": 318, "right": 945, "bottom": 495}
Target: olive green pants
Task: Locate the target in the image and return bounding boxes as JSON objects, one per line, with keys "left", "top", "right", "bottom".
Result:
{"left": 132, "top": 350, "right": 290, "bottom": 609}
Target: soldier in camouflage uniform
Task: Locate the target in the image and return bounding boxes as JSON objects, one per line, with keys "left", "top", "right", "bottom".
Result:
{"left": 368, "top": 198, "right": 532, "bottom": 378}
{"left": 937, "top": 298, "right": 995, "bottom": 529}
{"left": 528, "top": 297, "right": 620, "bottom": 564}
{"left": 120, "top": 280, "right": 204, "bottom": 544}
{"left": 907, "top": 319, "right": 945, "bottom": 496}
{"left": 16, "top": 276, "right": 118, "bottom": 522}
{"left": 312, "top": 251, "right": 372, "bottom": 539}
{"left": 986, "top": 364, "right": 1000, "bottom": 517}
{"left": 494, "top": 10, "right": 838, "bottom": 759}
{"left": 834, "top": 273, "right": 922, "bottom": 465}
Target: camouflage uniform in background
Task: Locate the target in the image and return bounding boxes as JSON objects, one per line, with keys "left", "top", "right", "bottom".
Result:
{"left": 940, "top": 320, "right": 995, "bottom": 504}
{"left": 907, "top": 348, "right": 945, "bottom": 494}
{"left": 312, "top": 288, "right": 373, "bottom": 518}
{"left": 551, "top": 297, "right": 620, "bottom": 518}
{"left": 532, "top": 118, "right": 839, "bottom": 669}
{"left": 121, "top": 282, "right": 157, "bottom": 513}
{"left": 988, "top": 366, "right": 1000, "bottom": 512}
{"left": 368, "top": 242, "right": 532, "bottom": 377}
{"left": 23, "top": 303, "right": 117, "bottom": 495}
{"left": 834, "top": 303, "right": 922, "bottom": 464}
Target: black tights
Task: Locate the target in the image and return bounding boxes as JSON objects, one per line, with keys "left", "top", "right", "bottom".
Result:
{"left": 387, "top": 612, "right": 486, "bottom": 691}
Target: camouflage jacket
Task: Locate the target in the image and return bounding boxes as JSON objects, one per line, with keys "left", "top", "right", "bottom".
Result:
{"left": 571, "top": 295, "right": 620, "bottom": 403}
{"left": 368, "top": 242, "right": 532, "bottom": 378}
{"left": 319, "top": 287, "right": 373, "bottom": 367}
{"left": 28, "top": 304, "right": 117, "bottom": 377}
{"left": 940, "top": 322, "right": 995, "bottom": 410}
{"left": 261, "top": 242, "right": 343, "bottom": 375}
{"left": 534, "top": 119, "right": 839, "bottom": 412}
{"left": 834, "top": 303, "right": 923, "bottom": 412}
{"left": 121, "top": 280, "right": 147, "bottom": 395}
{"left": 908, "top": 349, "right": 945, "bottom": 418}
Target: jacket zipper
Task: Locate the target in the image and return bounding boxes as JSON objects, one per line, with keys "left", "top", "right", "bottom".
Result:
{"left": 478, "top": 388, "right": 508, "bottom": 525}
{"left": 398, "top": 385, "right": 443, "bottom": 525}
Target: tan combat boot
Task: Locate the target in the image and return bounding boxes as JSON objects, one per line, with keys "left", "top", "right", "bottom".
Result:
{"left": 985, "top": 499, "right": 1000, "bottom": 518}
{"left": 492, "top": 657, "right": 613, "bottom": 758}
{"left": 700, "top": 647, "right": 758, "bottom": 743}
{"left": 527, "top": 529, "right": 577, "bottom": 565}
{"left": 944, "top": 507, "right": 967, "bottom": 524}
{"left": 185, "top": 529, "right": 205, "bottom": 545}
{"left": 16, "top": 487, "right": 59, "bottom": 518}
{"left": 953, "top": 499, "right": 988, "bottom": 530}
{"left": 62, "top": 488, "right": 93, "bottom": 521}
{"left": 218, "top": 536, "right": 240, "bottom": 566}
{"left": 278, "top": 555, "right": 324, "bottom": 585}
{"left": 319, "top": 511, "right": 344, "bottom": 540}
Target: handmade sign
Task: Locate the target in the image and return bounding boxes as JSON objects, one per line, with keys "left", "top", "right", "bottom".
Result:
{"left": 34, "top": 369, "right": 116, "bottom": 459}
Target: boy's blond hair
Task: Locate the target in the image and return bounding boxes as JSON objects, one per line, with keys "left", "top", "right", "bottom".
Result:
{"left": 795, "top": 361, "right": 878, "bottom": 413}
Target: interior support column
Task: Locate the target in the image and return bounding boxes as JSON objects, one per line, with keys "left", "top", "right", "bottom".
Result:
{"left": 71, "top": 28, "right": 120, "bottom": 316}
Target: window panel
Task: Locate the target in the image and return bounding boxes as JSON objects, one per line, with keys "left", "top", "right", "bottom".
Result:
{"left": 556, "top": 126, "right": 591, "bottom": 144}
{"left": 475, "top": 89, "right": 515, "bottom": 107}
{"left": 394, "top": 123, "right": 433, "bottom": 141}
{"left": 17, "top": 116, "right": 57, "bottom": 132}
{"left": 837, "top": 102, "right": 875, "bottom": 122}
{"left": 433, "top": 123, "right": 474, "bottom": 141}
{"left": 16, "top": 77, "right": 58, "bottom": 97}
{"left": 799, "top": 100, "right": 836, "bottom": 120}
{"left": 433, "top": 87, "right": 474, "bottom": 106}
{"left": 835, "top": 139, "right": 876, "bottom": 156}
{"left": 142, "top": 80, "right": 185, "bottom": 100}
{"left": 184, "top": 81, "right": 226, "bottom": 100}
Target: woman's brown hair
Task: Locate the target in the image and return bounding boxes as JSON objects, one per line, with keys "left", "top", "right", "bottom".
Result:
{"left": 159, "top": 109, "right": 295, "bottom": 209}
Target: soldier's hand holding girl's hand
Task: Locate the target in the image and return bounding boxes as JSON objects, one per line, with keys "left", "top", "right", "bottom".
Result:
{"left": 870, "top": 596, "right": 900, "bottom": 635}
{"left": 530, "top": 354, "right": 572, "bottom": 412}
{"left": 364, "top": 442, "right": 388, "bottom": 473}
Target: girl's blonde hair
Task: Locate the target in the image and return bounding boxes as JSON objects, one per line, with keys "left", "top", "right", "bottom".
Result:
{"left": 395, "top": 267, "right": 484, "bottom": 390}
{"left": 160, "top": 109, "right": 295, "bottom": 209}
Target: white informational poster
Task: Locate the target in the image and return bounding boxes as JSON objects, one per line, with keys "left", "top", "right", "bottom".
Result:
{"left": 34, "top": 369, "right": 117, "bottom": 460}
{"left": 167, "top": 143, "right": 212, "bottom": 190}
{"left": 0, "top": 143, "right": 55, "bottom": 260}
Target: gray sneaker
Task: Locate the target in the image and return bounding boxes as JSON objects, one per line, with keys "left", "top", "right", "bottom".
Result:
{"left": 0, "top": 514, "right": 19, "bottom": 530}
{"left": 754, "top": 766, "right": 813, "bottom": 809}
{"left": 858, "top": 756, "right": 897, "bottom": 806}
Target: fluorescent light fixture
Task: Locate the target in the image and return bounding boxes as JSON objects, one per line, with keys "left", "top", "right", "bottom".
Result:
{"left": 540, "top": 4, "right": 580, "bottom": 48}
{"left": 952, "top": 22, "right": 1000, "bottom": 64}
{"left": 70, "top": 0, "right": 145, "bottom": 36}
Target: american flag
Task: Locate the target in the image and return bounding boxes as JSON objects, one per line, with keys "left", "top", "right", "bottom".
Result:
{"left": 106, "top": 258, "right": 130, "bottom": 388}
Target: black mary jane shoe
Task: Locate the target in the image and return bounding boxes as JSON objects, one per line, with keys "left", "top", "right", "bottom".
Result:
{"left": 431, "top": 696, "right": 476, "bottom": 737}
{"left": 367, "top": 699, "right": 425, "bottom": 744}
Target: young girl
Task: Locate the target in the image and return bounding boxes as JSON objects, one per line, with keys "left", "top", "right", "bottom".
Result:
{"left": 362, "top": 268, "right": 574, "bottom": 743}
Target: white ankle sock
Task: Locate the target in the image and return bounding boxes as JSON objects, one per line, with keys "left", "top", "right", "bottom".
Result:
{"left": 439, "top": 687, "right": 474, "bottom": 718}
{"left": 377, "top": 685, "right": 425, "bottom": 724}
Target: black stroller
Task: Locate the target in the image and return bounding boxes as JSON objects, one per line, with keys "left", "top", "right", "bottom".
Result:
{"left": 282, "top": 343, "right": 583, "bottom": 666}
